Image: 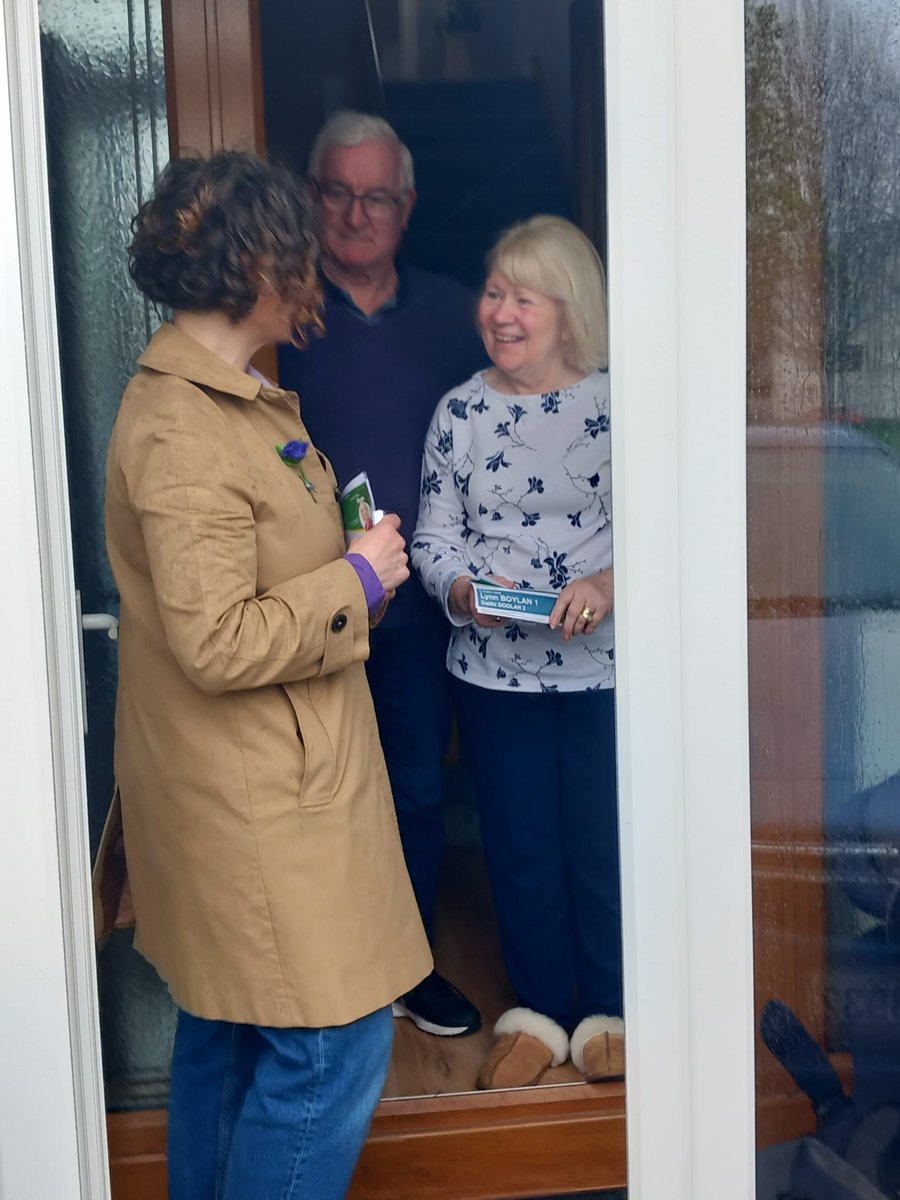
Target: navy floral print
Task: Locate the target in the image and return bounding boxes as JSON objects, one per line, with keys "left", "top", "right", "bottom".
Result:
{"left": 412, "top": 370, "right": 614, "bottom": 694}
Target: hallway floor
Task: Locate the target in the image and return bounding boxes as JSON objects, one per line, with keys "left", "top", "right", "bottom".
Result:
{"left": 386, "top": 846, "right": 588, "bottom": 1097}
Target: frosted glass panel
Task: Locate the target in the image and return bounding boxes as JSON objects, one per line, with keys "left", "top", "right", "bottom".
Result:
{"left": 40, "top": 0, "right": 174, "bottom": 1111}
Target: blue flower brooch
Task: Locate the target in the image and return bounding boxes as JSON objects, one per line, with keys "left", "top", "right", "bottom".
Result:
{"left": 276, "top": 440, "right": 317, "bottom": 501}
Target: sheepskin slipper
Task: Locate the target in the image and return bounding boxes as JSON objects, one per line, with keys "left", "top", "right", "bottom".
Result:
{"left": 570, "top": 1015, "right": 625, "bottom": 1081}
{"left": 477, "top": 1007, "right": 570, "bottom": 1090}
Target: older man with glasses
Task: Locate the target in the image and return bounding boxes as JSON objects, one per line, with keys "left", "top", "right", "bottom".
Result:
{"left": 279, "top": 111, "right": 485, "bottom": 1040}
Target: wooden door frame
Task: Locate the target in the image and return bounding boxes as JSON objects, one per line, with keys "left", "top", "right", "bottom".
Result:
{"left": 109, "top": 1086, "right": 626, "bottom": 1200}
{"left": 161, "top": 0, "right": 266, "bottom": 157}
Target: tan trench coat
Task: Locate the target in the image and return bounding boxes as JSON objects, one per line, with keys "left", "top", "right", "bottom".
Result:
{"left": 99, "top": 323, "right": 431, "bottom": 1027}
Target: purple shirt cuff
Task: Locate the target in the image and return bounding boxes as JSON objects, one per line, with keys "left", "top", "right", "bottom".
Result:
{"left": 345, "top": 553, "right": 386, "bottom": 615}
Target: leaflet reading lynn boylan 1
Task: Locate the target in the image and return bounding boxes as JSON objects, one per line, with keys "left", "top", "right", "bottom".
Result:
{"left": 470, "top": 579, "right": 558, "bottom": 625}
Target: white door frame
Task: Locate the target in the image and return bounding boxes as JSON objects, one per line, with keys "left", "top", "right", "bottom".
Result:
{"left": 0, "top": 0, "right": 752, "bottom": 1196}
{"left": 605, "top": 0, "right": 753, "bottom": 1195}
{"left": 1, "top": 0, "right": 110, "bottom": 1198}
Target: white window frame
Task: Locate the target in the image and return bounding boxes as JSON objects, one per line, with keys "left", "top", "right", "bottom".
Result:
{"left": 0, "top": 0, "right": 752, "bottom": 1197}
{"left": 605, "top": 1, "right": 753, "bottom": 1195}
{"left": 0, "top": 0, "right": 106, "bottom": 1197}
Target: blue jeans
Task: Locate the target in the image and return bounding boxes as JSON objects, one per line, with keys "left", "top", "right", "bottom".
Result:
{"left": 451, "top": 679, "right": 622, "bottom": 1030}
{"left": 167, "top": 1005, "right": 393, "bottom": 1200}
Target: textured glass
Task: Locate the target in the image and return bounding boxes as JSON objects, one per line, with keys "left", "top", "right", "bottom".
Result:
{"left": 748, "top": 1, "right": 900, "bottom": 1194}
{"left": 39, "top": 0, "right": 174, "bottom": 1111}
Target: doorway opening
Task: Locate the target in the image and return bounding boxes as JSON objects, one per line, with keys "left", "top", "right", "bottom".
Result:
{"left": 38, "top": 0, "right": 623, "bottom": 1193}
{"left": 259, "top": 0, "right": 611, "bottom": 1105}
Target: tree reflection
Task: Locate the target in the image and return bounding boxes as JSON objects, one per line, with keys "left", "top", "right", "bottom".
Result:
{"left": 746, "top": 0, "right": 900, "bottom": 426}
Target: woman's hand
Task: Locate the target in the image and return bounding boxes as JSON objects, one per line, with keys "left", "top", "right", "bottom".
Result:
{"left": 448, "top": 573, "right": 516, "bottom": 627}
{"left": 549, "top": 570, "right": 613, "bottom": 641}
{"left": 353, "top": 514, "right": 410, "bottom": 592}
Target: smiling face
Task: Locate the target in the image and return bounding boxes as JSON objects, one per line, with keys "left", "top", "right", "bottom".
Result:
{"left": 315, "top": 139, "right": 414, "bottom": 278}
{"left": 477, "top": 271, "right": 573, "bottom": 393}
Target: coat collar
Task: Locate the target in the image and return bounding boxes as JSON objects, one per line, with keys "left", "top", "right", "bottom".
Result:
{"left": 137, "top": 322, "right": 263, "bottom": 402}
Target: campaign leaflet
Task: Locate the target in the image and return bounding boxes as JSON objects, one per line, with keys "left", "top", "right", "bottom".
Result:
{"left": 470, "top": 579, "right": 558, "bottom": 625}
{"left": 339, "top": 471, "right": 384, "bottom": 545}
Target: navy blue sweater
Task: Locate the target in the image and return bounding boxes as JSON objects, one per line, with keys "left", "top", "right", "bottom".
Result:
{"left": 278, "top": 263, "right": 486, "bottom": 629}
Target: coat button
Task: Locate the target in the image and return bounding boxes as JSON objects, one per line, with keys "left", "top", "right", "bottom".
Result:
{"left": 331, "top": 613, "right": 348, "bottom": 633}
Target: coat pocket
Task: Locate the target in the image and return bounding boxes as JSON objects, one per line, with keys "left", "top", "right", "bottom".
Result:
{"left": 281, "top": 680, "right": 335, "bottom": 809}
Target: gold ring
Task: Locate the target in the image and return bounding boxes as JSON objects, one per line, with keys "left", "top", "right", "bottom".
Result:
{"left": 580, "top": 605, "right": 594, "bottom": 622}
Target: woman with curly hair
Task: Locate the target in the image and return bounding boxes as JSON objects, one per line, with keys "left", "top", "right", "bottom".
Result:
{"left": 99, "top": 151, "right": 430, "bottom": 1199}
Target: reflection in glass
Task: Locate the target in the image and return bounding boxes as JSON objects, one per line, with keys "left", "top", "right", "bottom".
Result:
{"left": 748, "top": 1, "right": 900, "bottom": 1196}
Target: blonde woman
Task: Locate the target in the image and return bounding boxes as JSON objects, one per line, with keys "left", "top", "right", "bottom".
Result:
{"left": 412, "top": 216, "right": 622, "bottom": 1090}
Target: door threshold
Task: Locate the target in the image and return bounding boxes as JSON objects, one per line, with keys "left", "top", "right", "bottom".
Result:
{"left": 108, "top": 1081, "right": 626, "bottom": 1199}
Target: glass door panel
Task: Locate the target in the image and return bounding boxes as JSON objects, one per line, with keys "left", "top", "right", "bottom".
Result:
{"left": 39, "top": 0, "right": 174, "bottom": 1112}
{"left": 747, "top": 2, "right": 900, "bottom": 1194}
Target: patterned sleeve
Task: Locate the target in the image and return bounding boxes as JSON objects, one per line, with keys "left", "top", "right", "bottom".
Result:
{"left": 412, "top": 392, "right": 475, "bottom": 626}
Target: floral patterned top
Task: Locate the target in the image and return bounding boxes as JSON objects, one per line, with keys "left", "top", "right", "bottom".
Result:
{"left": 412, "top": 369, "right": 614, "bottom": 694}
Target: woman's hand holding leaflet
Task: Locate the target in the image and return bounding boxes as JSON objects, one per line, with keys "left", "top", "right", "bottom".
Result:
{"left": 449, "top": 573, "right": 516, "bottom": 628}
{"left": 353, "top": 513, "right": 409, "bottom": 592}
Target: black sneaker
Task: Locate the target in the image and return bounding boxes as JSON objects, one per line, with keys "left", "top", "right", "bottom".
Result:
{"left": 392, "top": 971, "right": 482, "bottom": 1037}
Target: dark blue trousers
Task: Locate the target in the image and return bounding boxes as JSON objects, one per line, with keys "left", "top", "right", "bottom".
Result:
{"left": 451, "top": 679, "right": 622, "bottom": 1031}
{"left": 365, "top": 614, "right": 453, "bottom": 941}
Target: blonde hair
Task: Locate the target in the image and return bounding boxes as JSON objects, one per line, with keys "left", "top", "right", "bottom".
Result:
{"left": 486, "top": 215, "right": 608, "bottom": 373}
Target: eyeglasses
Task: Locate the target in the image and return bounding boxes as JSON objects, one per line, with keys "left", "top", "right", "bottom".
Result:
{"left": 314, "top": 181, "right": 407, "bottom": 219}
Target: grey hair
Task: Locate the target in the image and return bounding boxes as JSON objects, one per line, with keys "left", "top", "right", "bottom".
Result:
{"left": 308, "top": 111, "right": 415, "bottom": 191}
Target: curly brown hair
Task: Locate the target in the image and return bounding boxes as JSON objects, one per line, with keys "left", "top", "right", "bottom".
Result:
{"left": 129, "top": 151, "right": 322, "bottom": 343}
